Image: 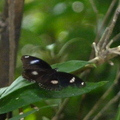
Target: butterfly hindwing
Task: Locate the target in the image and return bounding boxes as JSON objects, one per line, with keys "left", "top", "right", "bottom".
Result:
{"left": 36, "top": 72, "right": 85, "bottom": 90}
{"left": 55, "top": 72, "right": 85, "bottom": 87}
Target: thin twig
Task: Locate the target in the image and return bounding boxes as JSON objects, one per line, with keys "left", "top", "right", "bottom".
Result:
{"left": 95, "top": 0, "right": 117, "bottom": 43}
{"left": 93, "top": 91, "right": 120, "bottom": 120}
{"left": 90, "top": 0, "right": 117, "bottom": 59}
{"left": 89, "top": 0, "right": 99, "bottom": 33}
{"left": 88, "top": 44, "right": 120, "bottom": 66}
{"left": 97, "top": 2, "right": 120, "bottom": 49}
{"left": 81, "top": 1, "right": 119, "bottom": 120}
{"left": 112, "top": 32, "right": 120, "bottom": 42}
{"left": 83, "top": 69, "right": 120, "bottom": 120}
{"left": 52, "top": 98, "right": 70, "bottom": 120}
{"left": 101, "top": 4, "right": 120, "bottom": 49}
{"left": 97, "top": 28, "right": 109, "bottom": 49}
{"left": 89, "top": 0, "right": 98, "bottom": 14}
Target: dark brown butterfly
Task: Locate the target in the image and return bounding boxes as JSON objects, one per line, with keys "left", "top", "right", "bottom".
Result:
{"left": 21, "top": 55, "right": 85, "bottom": 90}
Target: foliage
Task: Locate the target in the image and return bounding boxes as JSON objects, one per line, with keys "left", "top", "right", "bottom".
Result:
{"left": 0, "top": 0, "right": 120, "bottom": 120}
{"left": 0, "top": 76, "right": 107, "bottom": 114}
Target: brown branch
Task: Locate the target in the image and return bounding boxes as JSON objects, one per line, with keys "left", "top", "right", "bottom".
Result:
{"left": 90, "top": 0, "right": 117, "bottom": 59}
{"left": 101, "top": 4, "right": 120, "bottom": 49}
{"left": 95, "top": 0, "right": 117, "bottom": 43}
{"left": 93, "top": 91, "right": 120, "bottom": 120}
{"left": 96, "top": 3, "right": 120, "bottom": 49}
{"left": 79, "top": 1, "right": 120, "bottom": 119}
{"left": 8, "top": 0, "right": 24, "bottom": 84}
{"left": 89, "top": 43, "right": 120, "bottom": 65}
{"left": 0, "top": 0, "right": 24, "bottom": 119}
{"left": 83, "top": 69, "right": 120, "bottom": 120}
{"left": 8, "top": 0, "right": 15, "bottom": 84}
{"left": 52, "top": 2, "right": 120, "bottom": 120}
{"left": 89, "top": 0, "right": 98, "bottom": 14}
{"left": 112, "top": 33, "right": 120, "bottom": 42}
{"left": 89, "top": 0, "right": 99, "bottom": 34}
{"left": 52, "top": 98, "right": 70, "bottom": 120}
{"left": 0, "top": 1, "right": 9, "bottom": 88}
{"left": 0, "top": 0, "right": 24, "bottom": 86}
{"left": 89, "top": 3, "right": 120, "bottom": 65}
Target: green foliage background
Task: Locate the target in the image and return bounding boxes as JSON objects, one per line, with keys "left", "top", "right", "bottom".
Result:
{"left": 0, "top": 0, "right": 120, "bottom": 120}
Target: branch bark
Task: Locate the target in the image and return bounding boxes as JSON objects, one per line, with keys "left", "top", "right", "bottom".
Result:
{"left": 0, "top": 0, "right": 24, "bottom": 119}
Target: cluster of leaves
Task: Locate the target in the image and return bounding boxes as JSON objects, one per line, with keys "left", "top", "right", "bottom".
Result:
{"left": 0, "top": 0, "right": 119, "bottom": 120}
{"left": 0, "top": 60, "right": 107, "bottom": 120}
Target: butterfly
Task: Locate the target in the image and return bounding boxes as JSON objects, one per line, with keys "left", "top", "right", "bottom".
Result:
{"left": 21, "top": 55, "right": 85, "bottom": 90}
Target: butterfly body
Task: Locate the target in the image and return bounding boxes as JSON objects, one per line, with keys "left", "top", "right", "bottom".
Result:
{"left": 21, "top": 55, "right": 85, "bottom": 90}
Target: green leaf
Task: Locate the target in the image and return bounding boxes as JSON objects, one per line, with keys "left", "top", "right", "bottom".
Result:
{"left": 0, "top": 76, "right": 33, "bottom": 99}
{"left": 0, "top": 76, "right": 108, "bottom": 114}
{"left": 9, "top": 109, "right": 37, "bottom": 120}
{"left": 0, "top": 87, "right": 8, "bottom": 97}
{"left": 52, "top": 60, "right": 89, "bottom": 73}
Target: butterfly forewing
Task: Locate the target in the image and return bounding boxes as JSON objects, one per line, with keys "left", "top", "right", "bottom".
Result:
{"left": 22, "top": 69, "right": 47, "bottom": 82}
{"left": 21, "top": 55, "right": 52, "bottom": 70}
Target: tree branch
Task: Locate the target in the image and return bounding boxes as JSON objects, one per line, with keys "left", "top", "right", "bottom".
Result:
{"left": 93, "top": 91, "right": 120, "bottom": 120}
{"left": 8, "top": 0, "right": 15, "bottom": 84}
{"left": 0, "top": 0, "right": 24, "bottom": 119}
{"left": 51, "top": 2, "right": 120, "bottom": 120}
{"left": 83, "top": 69, "right": 120, "bottom": 120}
{"left": 95, "top": 0, "right": 117, "bottom": 43}
{"left": 89, "top": 3, "right": 120, "bottom": 65}
{"left": 52, "top": 98, "right": 70, "bottom": 120}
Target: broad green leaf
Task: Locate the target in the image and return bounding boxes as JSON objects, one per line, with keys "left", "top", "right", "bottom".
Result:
{"left": 52, "top": 60, "right": 89, "bottom": 73}
{"left": 0, "top": 76, "right": 108, "bottom": 114}
{"left": 0, "top": 76, "right": 33, "bottom": 99}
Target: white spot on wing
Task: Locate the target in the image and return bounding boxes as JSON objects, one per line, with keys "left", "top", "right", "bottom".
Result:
{"left": 30, "top": 60, "right": 39, "bottom": 64}
{"left": 31, "top": 71, "right": 38, "bottom": 75}
{"left": 51, "top": 80, "right": 59, "bottom": 84}
{"left": 70, "top": 77, "right": 75, "bottom": 83}
{"left": 81, "top": 82, "right": 85, "bottom": 86}
{"left": 24, "top": 55, "right": 29, "bottom": 58}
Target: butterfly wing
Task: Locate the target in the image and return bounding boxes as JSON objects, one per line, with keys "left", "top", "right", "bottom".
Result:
{"left": 21, "top": 55, "right": 52, "bottom": 70}
{"left": 22, "top": 68, "right": 56, "bottom": 83}
{"left": 22, "top": 69, "right": 46, "bottom": 82}
{"left": 21, "top": 55, "right": 85, "bottom": 90}
{"left": 21, "top": 55, "right": 54, "bottom": 83}
{"left": 56, "top": 72, "right": 85, "bottom": 87}
{"left": 37, "top": 72, "right": 85, "bottom": 90}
